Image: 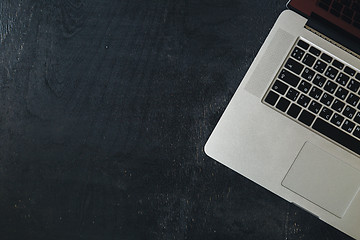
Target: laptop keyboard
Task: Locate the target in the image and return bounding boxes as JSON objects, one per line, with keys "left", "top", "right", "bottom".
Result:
{"left": 263, "top": 38, "right": 360, "bottom": 156}
{"left": 317, "top": 0, "right": 360, "bottom": 29}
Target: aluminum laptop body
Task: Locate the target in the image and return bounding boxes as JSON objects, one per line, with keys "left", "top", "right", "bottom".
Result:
{"left": 205, "top": 0, "right": 360, "bottom": 239}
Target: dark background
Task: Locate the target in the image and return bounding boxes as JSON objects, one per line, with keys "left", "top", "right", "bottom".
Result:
{"left": 0, "top": 0, "right": 354, "bottom": 239}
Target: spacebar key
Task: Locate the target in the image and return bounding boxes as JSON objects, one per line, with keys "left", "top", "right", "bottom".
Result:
{"left": 312, "top": 118, "right": 360, "bottom": 155}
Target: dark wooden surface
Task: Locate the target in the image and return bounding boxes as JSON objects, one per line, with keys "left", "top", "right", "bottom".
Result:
{"left": 0, "top": 0, "right": 354, "bottom": 239}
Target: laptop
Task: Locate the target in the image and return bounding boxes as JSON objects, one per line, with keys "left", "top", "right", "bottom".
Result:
{"left": 205, "top": 0, "right": 360, "bottom": 239}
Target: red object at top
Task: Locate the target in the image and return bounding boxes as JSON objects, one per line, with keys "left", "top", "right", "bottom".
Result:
{"left": 288, "top": 0, "right": 360, "bottom": 39}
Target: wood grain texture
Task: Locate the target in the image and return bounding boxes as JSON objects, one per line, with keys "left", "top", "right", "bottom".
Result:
{"left": 0, "top": 0, "right": 354, "bottom": 239}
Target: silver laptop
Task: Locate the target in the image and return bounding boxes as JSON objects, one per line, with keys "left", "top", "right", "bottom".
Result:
{"left": 205, "top": 0, "right": 360, "bottom": 239}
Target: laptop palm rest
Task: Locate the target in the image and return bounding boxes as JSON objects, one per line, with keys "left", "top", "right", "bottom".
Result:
{"left": 282, "top": 142, "right": 360, "bottom": 218}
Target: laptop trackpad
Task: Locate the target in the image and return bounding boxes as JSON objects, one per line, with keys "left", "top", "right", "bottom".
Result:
{"left": 282, "top": 142, "right": 360, "bottom": 218}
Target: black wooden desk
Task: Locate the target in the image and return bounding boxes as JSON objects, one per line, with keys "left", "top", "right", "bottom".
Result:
{"left": 0, "top": 0, "right": 354, "bottom": 239}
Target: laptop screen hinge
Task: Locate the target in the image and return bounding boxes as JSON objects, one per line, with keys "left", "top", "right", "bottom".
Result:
{"left": 304, "top": 24, "right": 360, "bottom": 60}
{"left": 305, "top": 13, "right": 360, "bottom": 60}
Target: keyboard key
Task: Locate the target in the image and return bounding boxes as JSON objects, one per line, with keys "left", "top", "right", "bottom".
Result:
{"left": 344, "top": 66, "right": 356, "bottom": 76}
{"left": 342, "top": 14, "right": 350, "bottom": 20}
{"left": 343, "top": 6, "right": 354, "bottom": 17}
{"left": 324, "top": 80, "right": 337, "bottom": 94}
{"left": 346, "top": 12, "right": 353, "bottom": 18}
{"left": 321, "top": 53, "right": 332, "bottom": 63}
{"left": 297, "top": 40, "right": 309, "bottom": 50}
{"left": 354, "top": 4, "right": 360, "bottom": 13}
{"left": 342, "top": 8, "right": 352, "bottom": 15}
{"left": 298, "top": 110, "right": 315, "bottom": 126}
{"left": 318, "top": 0, "right": 330, "bottom": 10}
{"left": 343, "top": 5, "right": 352, "bottom": 12}
{"left": 331, "top": 1, "right": 342, "bottom": 13}
{"left": 342, "top": 120, "right": 355, "bottom": 133}
{"left": 276, "top": 97, "right": 290, "bottom": 112}
{"left": 278, "top": 69, "right": 300, "bottom": 87}
{"left": 291, "top": 47, "right": 305, "bottom": 61}
{"left": 336, "top": 73, "right": 350, "bottom": 86}
{"left": 287, "top": 103, "right": 301, "bottom": 118}
{"left": 335, "top": 87, "right": 349, "bottom": 100}
{"left": 324, "top": 66, "right": 338, "bottom": 79}
{"left": 297, "top": 94, "right": 311, "bottom": 108}
{"left": 342, "top": 7, "right": 352, "bottom": 14}
{"left": 298, "top": 80, "right": 311, "bottom": 93}
{"left": 342, "top": 15, "right": 352, "bottom": 23}
{"left": 346, "top": 93, "right": 360, "bottom": 106}
{"left": 332, "top": 1, "right": 343, "bottom": 11}
{"left": 320, "top": 0, "right": 332, "bottom": 6}
{"left": 343, "top": 105, "right": 356, "bottom": 119}
{"left": 264, "top": 91, "right": 279, "bottom": 106}
{"left": 356, "top": 73, "right": 360, "bottom": 80}
{"left": 342, "top": 0, "right": 352, "bottom": 8}
{"left": 309, "top": 46, "right": 321, "bottom": 56}
{"left": 272, "top": 80, "right": 288, "bottom": 95}
{"left": 354, "top": 112, "right": 360, "bottom": 124}
{"left": 330, "top": 9, "right": 340, "bottom": 17}
{"left": 355, "top": 12, "right": 360, "bottom": 21}
{"left": 332, "top": 59, "right": 344, "bottom": 70}
{"left": 331, "top": 99, "right": 345, "bottom": 112}
{"left": 320, "top": 93, "right": 334, "bottom": 106}
{"left": 319, "top": 2, "right": 330, "bottom": 11}
{"left": 308, "top": 100, "right": 322, "bottom": 114}
{"left": 320, "top": 106, "right": 333, "bottom": 120}
{"left": 354, "top": 126, "right": 360, "bottom": 138}
{"left": 312, "top": 118, "right": 360, "bottom": 155}
{"left": 343, "top": 8, "right": 352, "bottom": 15}
{"left": 313, "top": 74, "right": 326, "bottom": 87}
{"left": 285, "top": 58, "right": 304, "bottom": 75}
{"left": 286, "top": 88, "right": 300, "bottom": 101}
{"left": 301, "top": 68, "right": 315, "bottom": 81}
{"left": 302, "top": 53, "right": 316, "bottom": 67}
{"left": 314, "top": 60, "right": 327, "bottom": 73}
{"left": 309, "top": 86, "right": 323, "bottom": 100}
{"left": 330, "top": 113, "right": 344, "bottom": 126}
{"left": 347, "top": 79, "right": 360, "bottom": 92}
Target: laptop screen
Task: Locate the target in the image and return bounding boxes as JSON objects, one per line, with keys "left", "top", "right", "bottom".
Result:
{"left": 288, "top": 0, "right": 360, "bottom": 39}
